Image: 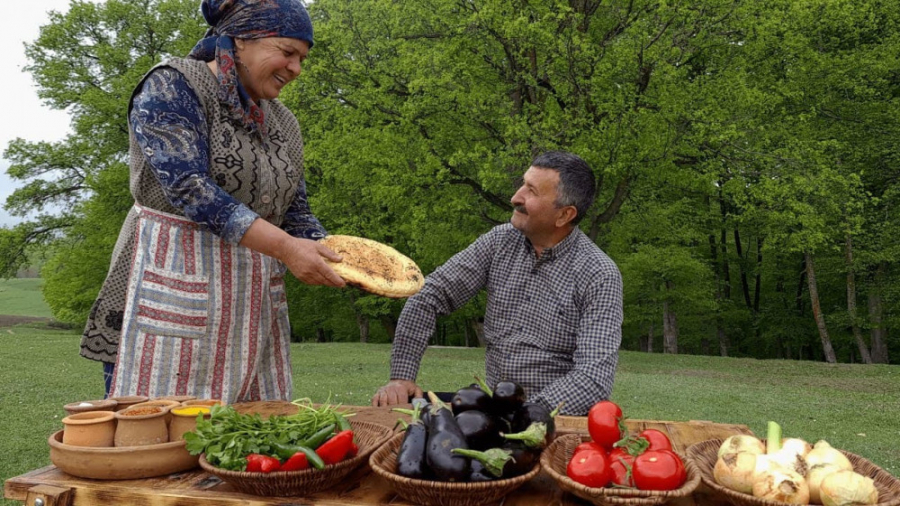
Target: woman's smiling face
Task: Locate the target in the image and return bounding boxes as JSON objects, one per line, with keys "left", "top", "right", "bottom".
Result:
{"left": 235, "top": 37, "right": 309, "bottom": 101}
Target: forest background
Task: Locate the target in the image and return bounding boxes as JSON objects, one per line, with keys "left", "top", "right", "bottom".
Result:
{"left": 2, "top": 0, "right": 899, "bottom": 365}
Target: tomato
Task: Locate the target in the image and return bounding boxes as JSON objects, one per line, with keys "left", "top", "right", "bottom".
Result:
{"left": 566, "top": 449, "right": 611, "bottom": 489}
{"left": 638, "top": 429, "right": 673, "bottom": 452}
{"left": 632, "top": 450, "right": 686, "bottom": 491}
{"left": 608, "top": 448, "right": 635, "bottom": 487}
{"left": 587, "top": 400, "right": 623, "bottom": 450}
{"left": 574, "top": 441, "right": 608, "bottom": 456}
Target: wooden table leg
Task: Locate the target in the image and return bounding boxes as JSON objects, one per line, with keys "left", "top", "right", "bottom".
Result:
{"left": 24, "top": 485, "right": 73, "bottom": 506}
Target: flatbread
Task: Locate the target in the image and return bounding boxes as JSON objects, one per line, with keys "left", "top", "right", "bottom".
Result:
{"left": 320, "top": 235, "right": 424, "bottom": 298}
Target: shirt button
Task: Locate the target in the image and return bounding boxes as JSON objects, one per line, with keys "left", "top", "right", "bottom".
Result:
{"left": 261, "top": 195, "right": 272, "bottom": 204}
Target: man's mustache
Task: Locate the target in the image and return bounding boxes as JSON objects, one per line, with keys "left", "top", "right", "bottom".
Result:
{"left": 514, "top": 206, "right": 527, "bottom": 215}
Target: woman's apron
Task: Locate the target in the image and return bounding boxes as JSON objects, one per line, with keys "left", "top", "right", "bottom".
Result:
{"left": 109, "top": 204, "right": 293, "bottom": 404}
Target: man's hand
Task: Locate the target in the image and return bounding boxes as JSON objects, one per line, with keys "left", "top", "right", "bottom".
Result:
{"left": 371, "top": 379, "right": 423, "bottom": 407}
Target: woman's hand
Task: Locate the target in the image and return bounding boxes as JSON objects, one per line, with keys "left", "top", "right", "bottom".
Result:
{"left": 239, "top": 218, "right": 345, "bottom": 287}
{"left": 281, "top": 237, "right": 346, "bottom": 287}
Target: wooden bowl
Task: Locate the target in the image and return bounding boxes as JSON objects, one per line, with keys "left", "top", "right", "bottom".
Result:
{"left": 368, "top": 432, "right": 542, "bottom": 506}
{"left": 48, "top": 430, "right": 199, "bottom": 479}
{"left": 541, "top": 433, "right": 701, "bottom": 506}
{"left": 686, "top": 438, "right": 900, "bottom": 506}
{"left": 199, "top": 420, "right": 392, "bottom": 497}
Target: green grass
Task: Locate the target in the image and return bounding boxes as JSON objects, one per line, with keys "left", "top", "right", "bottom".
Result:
{"left": 0, "top": 278, "right": 52, "bottom": 318}
{"left": 1, "top": 324, "right": 898, "bottom": 505}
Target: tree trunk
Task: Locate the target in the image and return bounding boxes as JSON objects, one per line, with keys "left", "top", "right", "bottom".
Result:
{"left": 869, "top": 262, "right": 890, "bottom": 364}
{"left": 640, "top": 323, "right": 654, "bottom": 353}
{"left": 796, "top": 255, "right": 807, "bottom": 315}
{"left": 347, "top": 292, "right": 370, "bottom": 343}
{"left": 663, "top": 281, "right": 678, "bottom": 354}
{"left": 805, "top": 252, "right": 837, "bottom": 363}
{"left": 717, "top": 327, "right": 729, "bottom": 357}
{"left": 708, "top": 213, "right": 728, "bottom": 357}
{"left": 845, "top": 233, "right": 872, "bottom": 363}
{"left": 734, "top": 228, "right": 752, "bottom": 310}
{"left": 470, "top": 318, "right": 486, "bottom": 347}
{"left": 753, "top": 237, "right": 763, "bottom": 313}
{"left": 316, "top": 328, "right": 327, "bottom": 343}
{"left": 380, "top": 315, "right": 397, "bottom": 342}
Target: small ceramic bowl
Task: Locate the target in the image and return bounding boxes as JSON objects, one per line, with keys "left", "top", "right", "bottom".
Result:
{"left": 108, "top": 395, "right": 149, "bottom": 412}
{"left": 182, "top": 399, "right": 222, "bottom": 407}
{"left": 61, "top": 411, "right": 116, "bottom": 447}
{"left": 64, "top": 399, "right": 118, "bottom": 416}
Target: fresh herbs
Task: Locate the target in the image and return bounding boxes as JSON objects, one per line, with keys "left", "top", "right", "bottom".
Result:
{"left": 183, "top": 399, "right": 353, "bottom": 471}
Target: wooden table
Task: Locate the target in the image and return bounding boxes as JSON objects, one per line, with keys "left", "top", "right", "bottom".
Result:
{"left": 4, "top": 402, "right": 752, "bottom": 506}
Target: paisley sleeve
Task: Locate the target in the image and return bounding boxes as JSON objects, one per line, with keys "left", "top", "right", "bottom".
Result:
{"left": 129, "top": 67, "right": 258, "bottom": 243}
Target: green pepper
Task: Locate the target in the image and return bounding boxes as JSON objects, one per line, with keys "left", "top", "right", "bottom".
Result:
{"left": 270, "top": 423, "right": 336, "bottom": 460}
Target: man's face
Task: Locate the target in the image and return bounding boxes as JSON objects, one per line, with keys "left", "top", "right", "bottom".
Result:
{"left": 510, "top": 166, "right": 563, "bottom": 237}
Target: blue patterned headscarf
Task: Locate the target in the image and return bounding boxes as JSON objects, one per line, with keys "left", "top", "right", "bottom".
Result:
{"left": 189, "top": 0, "right": 314, "bottom": 138}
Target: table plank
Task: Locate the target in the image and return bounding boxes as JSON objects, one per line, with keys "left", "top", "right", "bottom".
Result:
{"left": 5, "top": 403, "right": 752, "bottom": 506}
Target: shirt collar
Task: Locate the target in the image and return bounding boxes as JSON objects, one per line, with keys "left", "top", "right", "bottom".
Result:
{"left": 521, "top": 226, "right": 581, "bottom": 262}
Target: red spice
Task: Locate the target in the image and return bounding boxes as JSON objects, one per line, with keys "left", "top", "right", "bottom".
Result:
{"left": 122, "top": 406, "right": 162, "bottom": 416}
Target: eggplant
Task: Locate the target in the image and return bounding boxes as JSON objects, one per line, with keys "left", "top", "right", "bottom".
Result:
{"left": 451, "top": 384, "right": 491, "bottom": 415}
{"left": 468, "top": 458, "right": 496, "bottom": 482}
{"left": 511, "top": 401, "right": 559, "bottom": 437}
{"left": 451, "top": 448, "right": 515, "bottom": 479}
{"left": 500, "top": 440, "right": 540, "bottom": 477}
{"left": 394, "top": 406, "right": 429, "bottom": 480}
{"left": 493, "top": 381, "right": 525, "bottom": 415}
{"left": 455, "top": 410, "right": 502, "bottom": 451}
{"left": 425, "top": 391, "right": 471, "bottom": 482}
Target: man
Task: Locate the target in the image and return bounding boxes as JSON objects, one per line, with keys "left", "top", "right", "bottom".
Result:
{"left": 371, "top": 151, "right": 623, "bottom": 415}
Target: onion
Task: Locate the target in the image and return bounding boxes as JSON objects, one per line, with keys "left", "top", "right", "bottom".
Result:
{"left": 781, "top": 438, "right": 812, "bottom": 458}
{"left": 807, "top": 463, "right": 842, "bottom": 504}
{"left": 753, "top": 467, "right": 810, "bottom": 504}
{"left": 718, "top": 435, "right": 766, "bottom": 459}
{"left": 714, "top": 452, "right": 758, "bottom": 493}
{"left": 819, "top": 470, "right": 878, "bottom": 506}
{"left": 806, "top": 440, "right": 852, "bottom": 471}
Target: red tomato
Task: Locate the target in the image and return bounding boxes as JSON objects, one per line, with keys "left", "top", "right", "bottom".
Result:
{"left": 638, "top": 429, "right": 673, "bottom": 452}
{"left": 574, "top": 441, "right": 607, "bottom": 456}
{"left": 566, "top": 449, "right": 611, "bottom": 489}
{"left": 587, "top": 401, "right": 623, "bottom": 450}
{"left": 632, "top": 450, "right": 686, "bottom": 491}
{"left": 608, "top": 448, "right": 635, "bottom": 487}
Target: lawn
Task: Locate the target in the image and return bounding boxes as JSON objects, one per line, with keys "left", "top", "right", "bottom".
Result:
{"left": 1, "top": 322, "right": 898, "bottom": 506}
{"left": 0, "top": 278, "right": 52, "bottom": 318}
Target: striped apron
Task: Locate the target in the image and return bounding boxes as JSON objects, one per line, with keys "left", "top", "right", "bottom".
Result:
{"left": 109, "top": 205, "right": 293, "bottom": 403}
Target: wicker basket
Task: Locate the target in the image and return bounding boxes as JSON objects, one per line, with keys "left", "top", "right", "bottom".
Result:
{"left": 368, "top": 432, "right": 542, "bottom": 506}
{"left": 541, "top": 433, "right": 701, "bottom": 506}
{"left": 199, "top": 420, "right": 392, "bottom": 497}
{"left": 685, "top": 438, "right": 900, "bottom": 506}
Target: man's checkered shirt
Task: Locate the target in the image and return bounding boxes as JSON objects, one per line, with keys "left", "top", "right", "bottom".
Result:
{"left": 390, "top": 223, "right": 623, "bottom": 415}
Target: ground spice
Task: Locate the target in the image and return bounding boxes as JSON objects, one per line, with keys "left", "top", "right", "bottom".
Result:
{"left": 121, "top": 406, "right": 162, "bottom": 416}
{"left": 172, "top": 406, "right": 210, "bottom": 416}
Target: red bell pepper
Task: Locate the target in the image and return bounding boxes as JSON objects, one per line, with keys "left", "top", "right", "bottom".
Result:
{"left": 316, "top": 430, "right": 354, "bottom": 465}
{"left": 280, "top": 452, "right": 309, "bottom": 472}
{"left": 347, "top": 442, "right": 359, "bottom": 459}
{"left": 246, "top": 453, "right": 281, "bottom": 473}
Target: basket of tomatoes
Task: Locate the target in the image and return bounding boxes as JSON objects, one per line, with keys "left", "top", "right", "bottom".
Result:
{"left": 541, "top": 400, "right": 700, "bottom": 506}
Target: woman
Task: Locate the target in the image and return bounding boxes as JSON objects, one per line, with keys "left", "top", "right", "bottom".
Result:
{"left": 80, "top": 0, "right": 345, "bottom": 403}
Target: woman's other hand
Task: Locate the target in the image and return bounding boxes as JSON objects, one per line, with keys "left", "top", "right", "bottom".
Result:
{"left": 239, "top": 218, "right": 345, "bottom": 287}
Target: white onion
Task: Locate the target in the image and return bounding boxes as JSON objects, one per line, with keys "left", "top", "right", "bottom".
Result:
{"left": 781, "top": 438, "right": 812, "bottom": 458}
{"left": 714, "top": 452, "right": 758, "bottom": 493}
{"left": 806, "top": 441, "right": 852, "bottom": 471}
{"left": 718, "top": 435, "right": 766, "bottom": 459}
{"left": 819, "top": 470, "right": 878, "bottom": 506}
{"left": 807, "top": 463, "right": 842, "bottom": 504}
{"left": 753, "top": 467, "right": 810, "bottom": 504}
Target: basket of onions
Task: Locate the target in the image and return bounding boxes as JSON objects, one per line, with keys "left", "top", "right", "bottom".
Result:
{"left": 685, "top": 421, "right": 900, "bottom": 506}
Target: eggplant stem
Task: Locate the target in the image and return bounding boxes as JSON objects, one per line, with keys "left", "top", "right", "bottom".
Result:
{"left": 474, "top": 375, "right": 493, "bottom": 397}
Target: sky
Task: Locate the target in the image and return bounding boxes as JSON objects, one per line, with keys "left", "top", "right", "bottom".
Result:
{"left": 0, "top": 0, "right": 81, "bottom": 227}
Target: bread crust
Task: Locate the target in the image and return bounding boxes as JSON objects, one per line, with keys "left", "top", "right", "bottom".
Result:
{"left": 320, "top": 235, "right": 424, "bottom": 298}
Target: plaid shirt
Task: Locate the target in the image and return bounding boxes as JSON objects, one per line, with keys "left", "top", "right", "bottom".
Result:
{"left": 390, "top": 223, "right": 623, "bottom": 415}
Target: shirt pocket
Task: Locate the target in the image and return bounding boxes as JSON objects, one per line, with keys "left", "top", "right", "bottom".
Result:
{"left": 135, "top": 265, "right": 210, "bottom": 339}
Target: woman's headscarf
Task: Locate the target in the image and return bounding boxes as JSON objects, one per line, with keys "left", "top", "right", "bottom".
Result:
{"left": 189, "top": 0, "right": 314, "bottom": 138}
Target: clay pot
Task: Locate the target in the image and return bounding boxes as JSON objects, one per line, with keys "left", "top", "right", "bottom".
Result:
{"left": 130, "top": 400, "right": 181, "bottom": 425}
{"left": 61, "top": 411, "right": 116, "bottom": 447}
{"left": 114, "top": 406, "right": 169, "bottom": 447}
{"left": 108, "top": 395, "right": 149, "bottom": 412}
{"left": 156, "top": 395, "right": 197, "bottom": 403}
{"left": 63, "top": 399, "right": 117, "bottom": 416}
{"left": 182, "top": 399, "right": 222, "bottom": 407}
{"left": 168, "top": 406, "right": 211, "bottom": 441}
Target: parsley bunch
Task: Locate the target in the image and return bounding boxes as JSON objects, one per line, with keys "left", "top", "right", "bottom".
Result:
{"left": 184, "top": 399, "right": 353, "bottom": 471}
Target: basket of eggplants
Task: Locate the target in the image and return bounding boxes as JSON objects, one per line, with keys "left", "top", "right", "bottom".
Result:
{"left": 369, "top": 379, "right": 558, "bottom": 506}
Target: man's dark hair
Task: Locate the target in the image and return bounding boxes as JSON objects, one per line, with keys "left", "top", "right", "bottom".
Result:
{"left": 530, "top": 151, "right": 596, "bottom": 225}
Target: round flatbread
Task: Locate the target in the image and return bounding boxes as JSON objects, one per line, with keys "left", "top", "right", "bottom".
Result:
{"left": 320, "top": 235, "right": 424, "bottom": 298}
